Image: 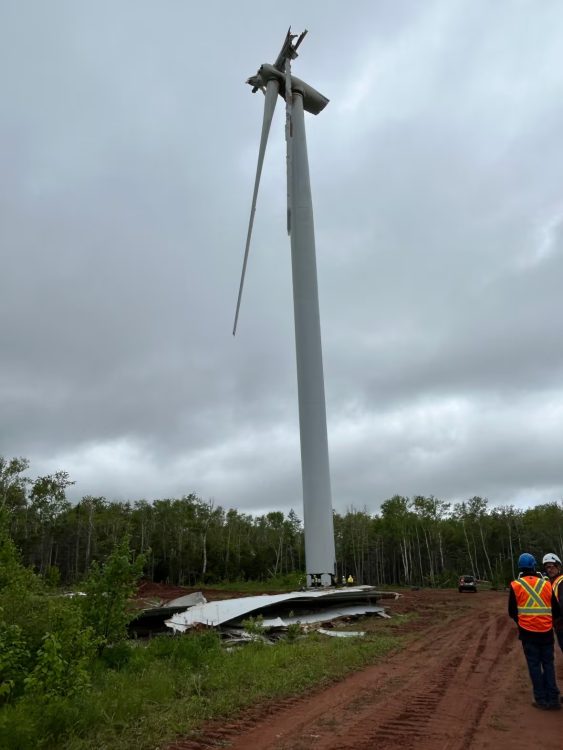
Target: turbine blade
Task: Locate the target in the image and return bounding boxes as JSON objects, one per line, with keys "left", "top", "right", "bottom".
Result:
{"left": 284, "top": 57, "right": 293, "bottom": 236}
{"left": 274, "top": 27, "right": 296, "bottom": 70}
{"left": 294, "top": 29, "right": 308, "bottom": 51}
{"left": 233, "top": 78, "right": 279, "bottom": 336}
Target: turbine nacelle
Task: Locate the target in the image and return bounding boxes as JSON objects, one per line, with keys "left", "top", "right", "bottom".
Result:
{"left": 246, "top": 63, "right": 329, "bottom": 115}
{"left": 234, "top": 29, "right": 329, "bottom": 337}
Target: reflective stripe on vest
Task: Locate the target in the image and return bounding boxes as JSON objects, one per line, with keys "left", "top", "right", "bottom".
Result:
{"left": 511, "top": 577, "right": 553, "bottom": 632}
{"left": 517, "top": 578, "right": 551, "bottom": 613}
{"left": 553, "top": 575, "right": 563, "bottom": 600}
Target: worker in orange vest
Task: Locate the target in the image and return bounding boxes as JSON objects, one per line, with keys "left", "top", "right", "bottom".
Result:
{"left": 509, "top": 553, "right": 561, "bottom": 710}
{"left": 542, "top": 552, "right": 563, "bottom": 654}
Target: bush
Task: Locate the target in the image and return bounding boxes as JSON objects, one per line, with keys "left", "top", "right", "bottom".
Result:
{"left": 285, "top": 622, "right": 302, "bottom": 642}
{"left": 0, "top": 529, "right": 42, "bottom": 637}
{"left": 80, "top": 537, "right": 145, "bottom": 654}
{"left": 0, "top": 520, "right": 97, "bottom": 706}
{"left": 23, "top": 605, "right": 96, "bottom": 699}
{"left": 0, "top": 622, "right": 30, "bottom": 703}
{"left": 242, "top": 615, "right": 265, "bottom": 637}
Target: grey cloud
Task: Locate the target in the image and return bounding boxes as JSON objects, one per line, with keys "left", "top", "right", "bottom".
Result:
{"left": 2, "top": 1, "right": 563, "bottom": 514}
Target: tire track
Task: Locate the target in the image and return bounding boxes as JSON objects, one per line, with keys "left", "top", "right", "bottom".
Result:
{"left": 166, "top": 592, "right": 527, "bottom": 750}
{"left": 327, "top": 623, "right": 480, "bottom": 750}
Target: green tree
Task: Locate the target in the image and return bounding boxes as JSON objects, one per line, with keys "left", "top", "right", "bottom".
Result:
{"left": 29, "top": 471, "right": 74, "bottom": 573}
{"left": 81, "top": 537, "right": 145, "bottom": 653}
{"left": 0, "top": 457, "right": 29, "bottom": 512}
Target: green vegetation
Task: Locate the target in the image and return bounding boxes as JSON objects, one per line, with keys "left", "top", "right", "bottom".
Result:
{"left": 1, "top": 625, "right": 399, "bottom": 750}
{"left": 0, "top": 467, "right": 404, "bottom": 750}
{"left": 3, "top": 454, "right": 563, "bottom": 591}
{"left": 241, "top": 613, "right": 265, "bottom": 637}
{"left": 0, "top": 517, "right": 146, "bottom": 748}
{"left": 80, "top": 537, "right": 145, "bottom": 654}
{"left": 2, "top": 452, "right": 563, "bottom": 746}
{"left": 0, "top": 512, "right": 399, "bottom": 748}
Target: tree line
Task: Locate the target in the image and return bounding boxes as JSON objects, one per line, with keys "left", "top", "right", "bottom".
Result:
{"left": 2, "top": 456, "right": 563, "bottom": 587}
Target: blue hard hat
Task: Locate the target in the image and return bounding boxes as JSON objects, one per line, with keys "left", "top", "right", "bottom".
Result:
{"left": 518, "top": 553, "right": 537, "bottom": 570}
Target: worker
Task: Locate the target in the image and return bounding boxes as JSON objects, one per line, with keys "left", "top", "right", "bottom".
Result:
{"left": 542, "top": 553, "right": 563, "bottom": 654}
{"left": 347, "top": 574, "right": 354, "bottom": 586}
{"left": 508, "top": 553, "right": 561, "bottom": 710}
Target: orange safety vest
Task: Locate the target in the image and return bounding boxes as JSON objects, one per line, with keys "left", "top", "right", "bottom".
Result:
{"left": 552, "top": 574, "right": 563, "bottom": 600}
{"left": 511, "top": 576, "right": 553, "bottom": 632}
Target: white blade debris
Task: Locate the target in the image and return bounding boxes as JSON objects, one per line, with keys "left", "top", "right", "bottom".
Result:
{"left": 317, "top": 628, "right": 366, "bottom": 638}
{"left": 256, "top": 605, "right": 389, "bottom": 627}
{"left": 165, "top": 587, "right": 393, "bottom": 633}
{"left": 166, "top": 592, "right": 207, "bottom": 608}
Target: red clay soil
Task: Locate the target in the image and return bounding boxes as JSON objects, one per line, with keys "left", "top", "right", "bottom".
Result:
{"left": 135, "top": 581, "right": 253, "bottom": 602}
{"left": 167, "top": 589, "right": 563, "bottom": 750}
{"left": 136, "top": 581, "right": 193, "bottom": 601}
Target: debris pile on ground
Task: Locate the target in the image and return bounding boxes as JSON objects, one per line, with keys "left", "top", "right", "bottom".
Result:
{"left": 129, "top": 591, "right": 208, "bottom": 637}
{"left": 163, "top": 586, "right": 398, "bottom": 642}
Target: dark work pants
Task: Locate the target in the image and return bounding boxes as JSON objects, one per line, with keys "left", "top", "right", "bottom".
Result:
{"left": 556, "top": 629, "right": 563, "bottom": 655}
{"left": 521, "top": 640, "right": 559, "bottom": 706}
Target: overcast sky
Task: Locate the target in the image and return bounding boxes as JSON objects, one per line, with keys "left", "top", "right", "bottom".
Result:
{"left": 2, "top": 1, "right": 563, "bottom": 517}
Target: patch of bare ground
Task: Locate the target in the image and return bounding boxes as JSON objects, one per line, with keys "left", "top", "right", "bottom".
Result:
{"left": 135, "top": 581, "right": 256, "bottom": 602}
{"left": 166, "top": 589, "right": 563, "bottom": 750}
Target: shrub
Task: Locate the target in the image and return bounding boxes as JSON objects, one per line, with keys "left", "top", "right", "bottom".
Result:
{"left": 0, "top": 527, "right": 42, "bottom": 635}
{"left": 23, "top": 606, "right": 96, "bottom": 700}
{"left": 0, "top": 622, "right": 30, "bottom": 703}
{"left": 0, "top": 521, "right": 97, "bottom": 706}
{"left": 242, "top": 614, "right": 265, "bottom": 637}
{"left": 285, "top": 622, "right": 302, "bottom": 642}
{"left": 81, "top": 537, "right": 145, "bottom": 654}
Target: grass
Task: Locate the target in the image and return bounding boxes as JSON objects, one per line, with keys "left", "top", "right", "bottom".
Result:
{"left": 0, "top": 626, "right": 403, "bottom": 750}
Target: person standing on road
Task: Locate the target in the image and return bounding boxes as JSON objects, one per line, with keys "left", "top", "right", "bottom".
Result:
{"left": 509, "top": 553, "right": 561, "bottom": 710}
{"left": 542, "top": 553, "right": 563, "bottom": 654}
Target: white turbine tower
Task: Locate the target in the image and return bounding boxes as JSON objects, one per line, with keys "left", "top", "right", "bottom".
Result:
{"left": 233, "top": 29, "right": 336, "bottom": 587}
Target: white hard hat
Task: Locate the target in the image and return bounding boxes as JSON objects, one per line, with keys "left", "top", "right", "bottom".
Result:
{"left": 542, "top": 552, "right": 562, "bottom": 565}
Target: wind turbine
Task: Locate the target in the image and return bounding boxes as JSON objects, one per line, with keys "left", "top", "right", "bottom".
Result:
{"left": 233, "top": 29, "right": 336, "bottom": 587}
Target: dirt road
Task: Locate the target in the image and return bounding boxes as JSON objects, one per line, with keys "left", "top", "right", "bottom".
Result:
{"left": 171, "top": 589, "right": 563, "bottom": 749}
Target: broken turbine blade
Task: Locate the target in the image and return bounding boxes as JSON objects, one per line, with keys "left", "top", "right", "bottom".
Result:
{"left": 273, "top": 27, "right": 297, "bottom": 71}
{"left": 293, "top": 29, "right": 308, "bottom": 52}
{"left": 232, "top": 77, "right": 279, "bottom": 336}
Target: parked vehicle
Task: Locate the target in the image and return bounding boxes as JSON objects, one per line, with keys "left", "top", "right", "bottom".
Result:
{"left": 458, "top": 575, "right": 477, "bottom": 593}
